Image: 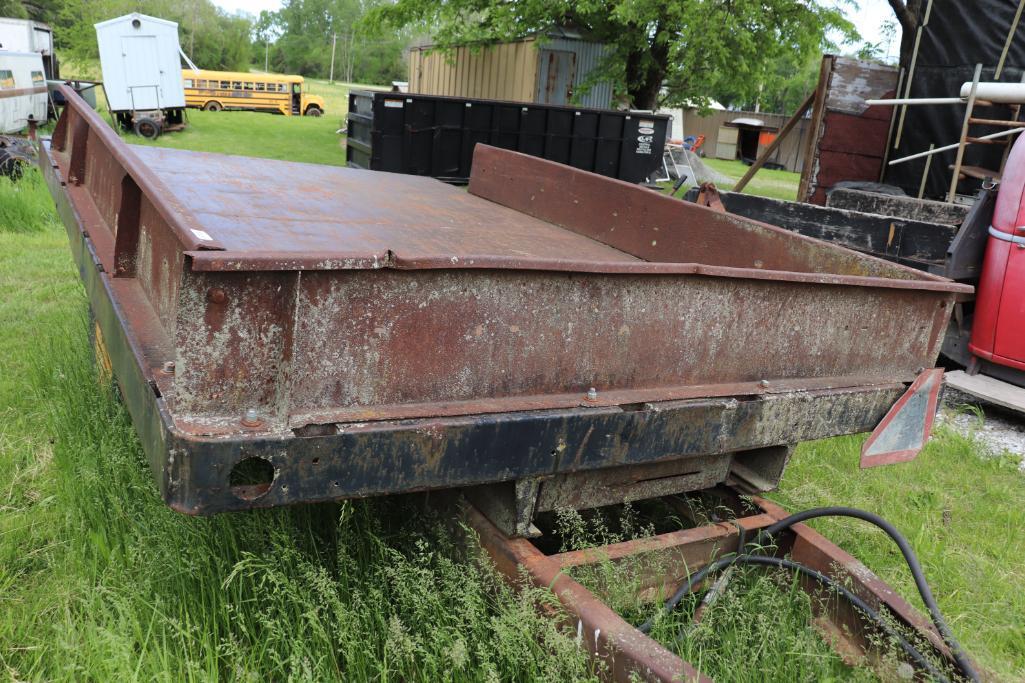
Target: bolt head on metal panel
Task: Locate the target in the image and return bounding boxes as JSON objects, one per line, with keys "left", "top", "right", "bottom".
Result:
{"left": 241, "top": 408, "right": 262, "bottom": 428}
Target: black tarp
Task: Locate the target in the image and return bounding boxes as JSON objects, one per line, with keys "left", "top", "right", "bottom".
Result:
{"left": 883, "top": 0, "right": 1025, "bottom": 199}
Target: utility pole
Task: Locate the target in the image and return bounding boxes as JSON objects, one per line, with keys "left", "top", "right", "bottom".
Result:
{"left": 329, "top": 33, "right": 337, "bottom": 83}
{"left": 265, "top": 41, "right": 269, "bottom": 72}
{"left": 346, "top": 30, "right": 355, "bottom": 83}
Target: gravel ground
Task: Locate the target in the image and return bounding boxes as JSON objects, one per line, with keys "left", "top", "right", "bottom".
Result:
{"left": 940, "top": 388, "right": 1025, "bottom": 470}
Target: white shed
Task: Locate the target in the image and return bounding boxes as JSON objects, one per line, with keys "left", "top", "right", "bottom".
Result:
{"left": 95, "top": 13, "right": 185, "bottom": 114}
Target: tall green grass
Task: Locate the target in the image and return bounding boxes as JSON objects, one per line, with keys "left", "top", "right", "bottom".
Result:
{"left": 773, "top": 433, "right": 1025, "bottom": 680}
{"left": 2, "top": 310, "right": 599, "bottom": 681}
{"left": 554, "top": 505, "right": 882, "bottom": 682}
{"left": 0, "top": 168, "right": 62, "bottom": 234}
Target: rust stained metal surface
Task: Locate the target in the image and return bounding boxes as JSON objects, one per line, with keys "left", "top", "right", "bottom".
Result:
{"left": 466, "top": 492, "right": 968, "bottom": 682}
{"left": 44, "top": 85, "right": 967, "bottom": 514}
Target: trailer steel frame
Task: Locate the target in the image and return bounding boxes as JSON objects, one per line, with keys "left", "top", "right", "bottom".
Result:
{"left": 465, "top": 488, "right": 969, "bottom": 682}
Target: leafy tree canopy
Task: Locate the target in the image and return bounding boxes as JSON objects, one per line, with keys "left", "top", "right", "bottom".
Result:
{"left": 254, "top": 0, "right": 409, "bottom": 85}
{"left": 367, "top": 0, "right": 858, "bottom": 110}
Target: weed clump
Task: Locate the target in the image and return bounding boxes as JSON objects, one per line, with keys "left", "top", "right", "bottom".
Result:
{"left": 0, "top": 166, "right": 61, "bottom": 234}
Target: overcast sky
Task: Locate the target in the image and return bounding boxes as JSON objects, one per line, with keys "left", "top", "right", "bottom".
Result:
{"left": 211, "top": 0, "right": 899, "bottom": 59}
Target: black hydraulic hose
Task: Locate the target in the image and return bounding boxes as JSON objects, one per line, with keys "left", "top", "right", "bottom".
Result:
{"left": 638, "top": 506, "right": 978, "bottom": 682}
{"left": 756, "top": 507, "right": 978, "bottom": 683}
{"left": 646, "top": 553, "right": 951, "bottom": 683}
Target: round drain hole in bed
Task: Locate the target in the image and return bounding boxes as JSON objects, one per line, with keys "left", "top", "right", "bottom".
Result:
{"left": 229, "top": 456, "right": 275, "bottom": 500}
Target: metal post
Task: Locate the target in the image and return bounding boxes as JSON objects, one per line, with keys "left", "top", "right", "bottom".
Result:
{"left": 997, "top": 0, "right": 1025, "bottom": 80}
{"left": 895, "top": 0, "right": 933, "bottom": 149}
{"left": 264, "top": 42, "right": 269, "bottom": 72}
{"left": 949, "top": 63, "right": 983, "bottom": 203}
{"left": 329, "top": 33, "right": 337, "bottom": 83}
{"left": 918, "top": 144, "right": 935, "bottom": 199}
{"left": 880, "top": 67, "right": 905, "bottom": 181}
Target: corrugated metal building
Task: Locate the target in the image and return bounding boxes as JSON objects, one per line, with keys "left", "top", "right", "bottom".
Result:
{"left": 675, "top": 108, "right": 811, "bottom": 174}
{"left": 407, "top": 27, "right": 613, "bottom": 108}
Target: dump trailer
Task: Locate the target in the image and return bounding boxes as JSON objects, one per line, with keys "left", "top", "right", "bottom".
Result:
{"left": 43, "top": 86, "right": 966, "bottom": 525}
{"left": 42, "top": 86, "right": 982, "bottom": 681}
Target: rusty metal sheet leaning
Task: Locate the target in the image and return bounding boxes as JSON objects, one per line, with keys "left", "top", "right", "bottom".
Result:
{"left": 42, "top": 85, "right": 971, "bottom": 515}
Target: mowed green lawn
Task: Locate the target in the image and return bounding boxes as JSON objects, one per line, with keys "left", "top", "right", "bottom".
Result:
{"left": 701, "top": 157, "right": 802, "bottom": 200}
{"left": 0, "top": 102, "right": 1023, "bottom": 680}
{"left": 123, "top": 79, "right": 372, "bottom": 165}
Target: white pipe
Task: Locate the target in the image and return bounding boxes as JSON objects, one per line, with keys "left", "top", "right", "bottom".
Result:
{"left": 865, "top": 97, "right": 963, "bottom": 106}
{"left": 958, "top": 81, "right": 1025, "bottom": 103}
{"left": 869, "top": 82, "right": 1025, "bottom": 107}
{"left": 888, "top": 127, "right": 1024, "bottom": 166}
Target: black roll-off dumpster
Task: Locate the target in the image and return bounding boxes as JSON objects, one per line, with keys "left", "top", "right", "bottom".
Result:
{"left": 345, "top": 89, "right": 670, "bottom": 184}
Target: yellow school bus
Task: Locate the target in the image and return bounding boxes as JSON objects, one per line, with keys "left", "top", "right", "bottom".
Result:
{"left": 182, "top": 70, "right": 325, "bottom": 117}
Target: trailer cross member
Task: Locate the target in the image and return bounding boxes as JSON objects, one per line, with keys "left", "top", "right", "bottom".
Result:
{"left": 464, "top": 487, "right": 970, "bottom": 682}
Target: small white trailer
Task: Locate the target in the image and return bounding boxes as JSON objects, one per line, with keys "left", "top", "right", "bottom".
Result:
{"left": 0, "top": 50, "right": 48, "bottom": 176}
{"left": 0, "top": 51, "right": 48, "bottom": 133}
{"left": 95, "top": 13, "right": 187, "bottom": 138}
{"left": 0, "top": 18, "right": 57, "bottom": 79}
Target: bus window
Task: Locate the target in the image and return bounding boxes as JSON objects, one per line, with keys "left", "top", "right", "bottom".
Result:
{"left": 0, "top": 70, "right": 13, "bottom": 89}
{"left": 255, "top": 82, "right": 265, "bottom": 92}
{"left": 232, "top": 81, "right": 242, "bottom": 90}
{"left": 184, "top": 79, "right": 193, "bottom": 88}
{"left": 31, "top": 70, "right": 44, "bottom": 85}
{"left": 220, "top": 80, "right": 230, "bottom": 89}
{"left": 291, "top": 82, "right": 301, "bottom": 94}
{"left": 278, "top": 83, "right": 287, "bottom": 93}
{"left": 243, "top": 82, "right": 254, "bottom": 91}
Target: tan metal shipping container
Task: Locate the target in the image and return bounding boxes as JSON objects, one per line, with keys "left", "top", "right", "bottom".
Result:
{"left": 409, "top": 40, "right": 539, "bottom": 103}
{"left": 408, "top": 28, "right": 613, "bottom": 109}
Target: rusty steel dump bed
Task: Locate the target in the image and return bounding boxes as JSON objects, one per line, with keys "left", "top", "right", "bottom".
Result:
{"left": 42, "top": 87, "right": 971, "bottom": 516}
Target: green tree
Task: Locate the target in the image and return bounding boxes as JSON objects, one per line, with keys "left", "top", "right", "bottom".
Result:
{"left": 367, "top": 0, "right": 856, "bottom": 109}
{"left": 46, "top": 0, "right": 252, "bottom": 72}
{"left": 268, "top": 0, "right": 407, "bottom": 83}
{"left": 713, "top": 50, "right": 820, "bottom": 115}
{"left": 886, "top": 0, "right": 923, "bottom": 65}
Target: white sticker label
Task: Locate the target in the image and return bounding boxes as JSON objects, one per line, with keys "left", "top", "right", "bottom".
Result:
{"left": 191, "top": 229, "right": 213, "bottom": 241}
{"left": 383, "top": 99, "right": 403, "bottom": 108}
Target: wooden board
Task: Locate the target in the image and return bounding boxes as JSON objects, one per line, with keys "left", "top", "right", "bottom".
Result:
{"left": 799, "top": 55, "right": 899, "bottom": 205}
{"left": 826, "top": 57, "right": 901, "bottom": 117}
{"left": 826, "top": 189, "right": 969, "bottom": 226}
{"left": 686, "top": 190, "right": 958, "bottom": 269}
{"left": 945, "top": 370, "right": 1025, "bottom": 414}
